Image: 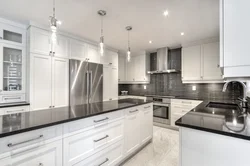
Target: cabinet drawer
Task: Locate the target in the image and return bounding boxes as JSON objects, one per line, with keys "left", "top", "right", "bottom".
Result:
{"left": 11, "top": 140, "right": 62, "bottom": 166}
{"left": 172, "top": 106, "right": 192, "bottom": 114}
{"left": 171, "top": 99, "right": 202, "bottom": 106}
{"left": 1, "top": 106, "right": 29, "bottom": 115}
{"left": 0, "top": 94, "right": 25, "bottom": 103}
{"left": 63, "top": 110, "right": 123, "bottom": 135}
{"left": 73, "top": 139, "right": 123, "bottom": 166}
{"left": 0, "top": 125, "right": 62, "bottom": 154}
{"left": 0, "top": 156, "right": 10, "bottom": 166}
{"left": 63, "top": 119, "right": 124, "bottom": 166}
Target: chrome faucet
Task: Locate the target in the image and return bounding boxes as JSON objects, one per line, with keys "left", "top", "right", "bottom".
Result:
{"left": 222, "top": 81, "right": 248, "bottom": 108}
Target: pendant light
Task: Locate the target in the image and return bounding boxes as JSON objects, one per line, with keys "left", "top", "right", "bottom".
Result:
{"left": 98, "top": 10, "right": 107, "bottom": 56}
{"left": 126, "top": 26, "right": 132, "bottom": 62}
{"left": 49, "top": 0, "right": 62, "bottom": 44}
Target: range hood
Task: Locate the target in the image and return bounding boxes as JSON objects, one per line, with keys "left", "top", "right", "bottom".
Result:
{"left": 147, "top": 47, "right": 181, "bottom": 74}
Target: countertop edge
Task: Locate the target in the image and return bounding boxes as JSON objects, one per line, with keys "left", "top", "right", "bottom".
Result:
{"left": 0, "top": 103, "right": 30, "bottom": 108}
{"left": 0, "top": 101, "right": 153, "bottom": 138}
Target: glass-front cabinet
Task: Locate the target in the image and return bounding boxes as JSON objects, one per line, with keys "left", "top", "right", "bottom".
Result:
{"left": 0, "top": 23, "right": 26, "bottom": 46}
{"left": 0, "top": 43, "right": 25, "bottom": 94}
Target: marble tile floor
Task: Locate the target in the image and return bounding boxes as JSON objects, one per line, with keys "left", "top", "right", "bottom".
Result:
{"left": 122, "top": 126, "right": 179, "bottom": 166}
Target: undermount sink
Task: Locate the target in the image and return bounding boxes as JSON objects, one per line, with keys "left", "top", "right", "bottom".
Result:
{"left": 206, "top": 102, "right": 239, "bottom": 110}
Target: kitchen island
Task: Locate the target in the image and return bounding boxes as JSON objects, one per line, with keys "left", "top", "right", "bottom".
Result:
{"left": 0, "top": 99, "right": 153, "bottom": 166}
{"left": 176, "top": 100, "right": 250, "bottom": 166}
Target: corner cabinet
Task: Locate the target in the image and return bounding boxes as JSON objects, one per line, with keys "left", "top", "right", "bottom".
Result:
{"left": 0, "top": 19, "right": 27, "bottom": 103}
{"left": 119, "top": 53, "right": 150, "bottom": 84}
{"left": 220, "top": 0, "right": 250, "bottom": 78}
{"left": 182, "top": 41, "right": 222, "bottom": 83}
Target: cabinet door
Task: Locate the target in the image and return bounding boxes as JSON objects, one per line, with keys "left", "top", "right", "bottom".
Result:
{"left": 0, "top": 43, "right": 25, "bottom": 94}
{"left": 30, "top": 54, "right": 52, "bottom": 111}
{"left": 30, "top": 28, "right": 51, "bottom": 55}
{"left": 86, "top": 44, "right": 100, "bottom": 63}
{"left": 70, "top": 39, "right": 86, "bottom": 60}
{"left": 53, "top": 35, "right": 69, "bottom": 58}
{"left": 11, "top": 140, "right": 62, "bottom": 166}
{"left": 100, "top": 49, "right": 112, "bottom": 65}
{"left": 223, "top": 0, "right": 250, "bottom": 67}
{"left": 202, "top": 42, "right": 222, "bottom": 80}
{"left": 134, "top": 55, "right": 146, "bottom": 82}
{"left": 124, "top": 108, "right": 140, "bottom": 156}
{"left": 182, "top": 45, "right": 202, "bottom": 81}
{"left": 0, "top": 23, "right": 26, "bottom": 46}
{"left": 0, "top": 157, "right": 10, "bottom": 166}
{"left": 126, "top": 57, "right": 135, "bottom": 82}
{"left": 140, "top": 104, "right": 153, "bottom": 144}
{"left": 52, "top": 57, "right": 69, "bottom": 108}
{"left": 103, "top": 65, "right": 110, "bottom": 101}
{"left": 110, "top": 66, "right": 118, "bottom": 100}
{"left": 118, "top": 56, "right": 126, "bottom": 82}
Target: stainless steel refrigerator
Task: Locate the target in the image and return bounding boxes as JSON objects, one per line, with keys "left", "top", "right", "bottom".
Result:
{"left": 69, "top": 59, "right": 103, "bottom": 106}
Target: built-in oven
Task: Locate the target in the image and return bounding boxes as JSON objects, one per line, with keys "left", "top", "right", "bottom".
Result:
{"left": 151, "top": 97, "right": 171, "bottom": 125}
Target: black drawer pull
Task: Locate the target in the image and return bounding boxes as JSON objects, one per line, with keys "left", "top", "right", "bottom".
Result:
{"left": 129, "top": 109, "right": 138, "bottom": 113}
{"left": 97, "top": 158, "right": 109, "bottom": 166}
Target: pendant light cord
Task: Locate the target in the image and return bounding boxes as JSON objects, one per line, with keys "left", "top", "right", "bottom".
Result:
{"left": 128, "top": 30, "right": 130, "bottom": 49}
{"left": 101, "top": 16, "right": 103, "bottom": 37}
{"left": 53, "top": 0, "right": 56, "bottom": 17}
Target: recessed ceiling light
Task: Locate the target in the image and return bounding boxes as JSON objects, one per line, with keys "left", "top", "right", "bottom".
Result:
{"left": 163, "top": 10, "right": 169, "bottom": 17}
{"left": 149, "top": 40, "right": 152, "bottom": 44}
{"left": 181, "top": 32, "right": 185, "bottom": 36}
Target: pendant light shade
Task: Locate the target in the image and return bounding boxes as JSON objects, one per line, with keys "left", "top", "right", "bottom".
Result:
{"left": 98, "top": 10, "right": 106, "bottom": 56}
{"left": 126, "top": 26, "right": 132, "bottom": 62}
{"left": 49, "top": 0, "right": 62, "bottom": 44}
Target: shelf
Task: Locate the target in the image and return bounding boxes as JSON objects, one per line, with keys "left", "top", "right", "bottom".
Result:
{"left": 3, "top": 61, "right": 22, "bottom": 65}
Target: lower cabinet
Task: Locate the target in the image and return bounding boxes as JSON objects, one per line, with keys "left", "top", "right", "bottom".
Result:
{"left": 6, "top": 140, "right": 62, "bottom": 166}
{"left": 63, "top": 118, "right": 124, "bottom": 166}
{"left": 124, "top": 107, "right": 141, "bottom": 156}
{"left": 140, "top": 104, "right": 153, "bottom": 144}
{"left": 73, "top": 140, "right": 123, "bottom": 166}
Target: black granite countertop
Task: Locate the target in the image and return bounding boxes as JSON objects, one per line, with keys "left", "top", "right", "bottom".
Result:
{"left": 0, "top": 99, "right": 152, "bottom": 138}
{"left": 175, "top": 100, "right": 250, "bottom": 141}
{"left": 0, "top": 102, "right": 30, "bottom": 108}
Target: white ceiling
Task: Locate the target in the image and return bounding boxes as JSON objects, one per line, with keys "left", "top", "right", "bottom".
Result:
{"left": 0, "top": 0, "right": 219, "bottom": 53}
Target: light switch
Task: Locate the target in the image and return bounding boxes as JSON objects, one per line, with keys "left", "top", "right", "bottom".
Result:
{"left": 144, "top": 85, "right": 147, "bottom": 90}
{"left": 192, "top": 85, "right": 196, "bottom": 91}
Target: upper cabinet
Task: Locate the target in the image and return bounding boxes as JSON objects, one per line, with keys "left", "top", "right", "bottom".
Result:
{"left": 100, "top": 49, "right": 118, "bottom": 67}
{"left": 29, "top": 26, "right": 69, "bottom": 58}
{"left": 0, "top": 22, "right": 26, "bottom": 47}
{"left": 86, "top": 44, "right": 100, "bottom": 63}
{"left": 220, "top": 0, "right": 250, "bottom": 78}
{"left": 182, "top": 40, "right": 222, "bottom": 83}
{"left": 70, "top": 39, "right": 86, "bottom": 60}
{"left": 0, "top": 19, "right": 27, "bottom": 103}
{"left": 118, "top": 55, "right": 126, "bottom": 82}
{"left": 118, "top": 53, "right": 150, "bottom": 84}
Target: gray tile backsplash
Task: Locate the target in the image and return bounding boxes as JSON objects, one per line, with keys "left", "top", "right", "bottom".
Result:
{"left": 119, "top": 73, "right": 242, "bottom": 101}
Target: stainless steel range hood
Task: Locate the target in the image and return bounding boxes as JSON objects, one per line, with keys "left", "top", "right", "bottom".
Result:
{"left": 147, "top": 47, "right": 181, "bottom": 74}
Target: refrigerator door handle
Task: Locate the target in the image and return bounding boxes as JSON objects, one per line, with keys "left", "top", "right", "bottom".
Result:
{"left": 89, "top": 71, "right": 93, "bottom": 99}
{"left": 86, "top": 71, "right": 89, "bottom": 99}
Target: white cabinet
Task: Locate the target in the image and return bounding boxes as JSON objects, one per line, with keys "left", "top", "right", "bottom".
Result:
{"left": 86, "top": 44, "right": 100, "bottom": 63}
{"left": 11, "top": 140, "right": 62, "bottom": 166}
{"left": 220, "top": 0, "right": 250, "bottom": 78}
{"left": 29, "top": 26, "right": 69, "bottom": 58}
{"left": 29, "top": 27, "right": 51, "bottom": 56}
{"left": 123, "top": 54, "right": 149, "bottom": 84}
{"left": 182, "top": 41, "right": 222, "bottom": 83}
{"left": 140, "top": 104, "right": 153, "bottom": 144}
{"left": 202, "top": 42, "right": 221, "bottom": 80}
{"left": 29, "top": 53, "right": 69, "bottom": 111}
{"left": 70, "top": 39, "right": 86, "bottom": 60}
{"left": 0, "top": 22, "right": 26, "bottom": 47}
{"left": 52, "top": 57, "right": 69, "bottom": 108}
{"left": 0, "top": 105, "right": 29, "bottom": 115}
{"left": 53, "top": 34, "right": 70, "bottom": 58}
{"left": 118, "top": 55, "right": 126, "bottom": 82}
{"left": 0, "top": 156, "right": 10, "bottom": 166}
{"left": 101, "top": 49, "right": 118, "bottom": 67}
{"left": 171, "top": 99, "right": 202, "bottom": 128}
{"left": 103, "top": 65, "right": 118, "bottom": 101}
{"left": 182, "top": 45, "right": 202, "bottom": 81}
{"left": 29, "top": 53, "right": 52, "bottom": 111}
{"left": 124, "top": 107, "right": 141, "bottom": 156}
